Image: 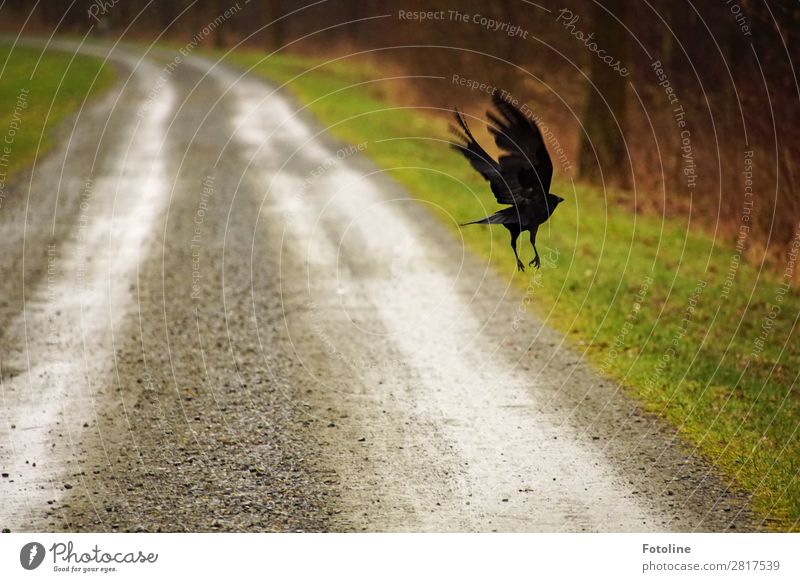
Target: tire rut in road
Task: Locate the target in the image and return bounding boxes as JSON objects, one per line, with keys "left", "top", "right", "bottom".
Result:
{"left": 60, "top": 51, "right": 334, "bottom": 532}
{"left": 0, "top": 46, "right": 176, "bottom": 531}
{"left": 1, "top": 45, "right": 332, "bottom": 532}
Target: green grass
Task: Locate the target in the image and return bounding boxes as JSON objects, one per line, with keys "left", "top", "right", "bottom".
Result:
{"left": 0, "top": 43, "right": 115, "bottom": 180}
{"left": 219, "top": 49, "right": 799, "bottom": 530}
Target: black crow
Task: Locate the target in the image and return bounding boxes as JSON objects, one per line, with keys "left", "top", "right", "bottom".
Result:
{"left": 450, "top": 92, "right": 564, "bottom": 271}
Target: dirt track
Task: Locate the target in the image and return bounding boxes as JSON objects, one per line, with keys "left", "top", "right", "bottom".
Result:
{"left": 0, "top": 41, "right": 757, "bottom": 532}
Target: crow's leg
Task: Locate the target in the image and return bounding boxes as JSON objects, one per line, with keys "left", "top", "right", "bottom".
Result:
{"left": 529, "top": 229, "right": 541, "bottom": 269}
{"left": 507, "top": 225, "right": 524, "bottom": 272}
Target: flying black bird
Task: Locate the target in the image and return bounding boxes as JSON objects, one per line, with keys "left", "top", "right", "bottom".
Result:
{"left": 450, "top": 92, "right": 564, "bottom": 271}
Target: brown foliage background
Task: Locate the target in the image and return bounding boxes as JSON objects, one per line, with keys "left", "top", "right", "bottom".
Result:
{"left": 3, "top": 0, "right": 798, "bottom": 267}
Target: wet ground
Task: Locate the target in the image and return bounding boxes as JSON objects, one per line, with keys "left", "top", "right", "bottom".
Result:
{"left": 0, "top": 41, "right": 757, "bottom": 532}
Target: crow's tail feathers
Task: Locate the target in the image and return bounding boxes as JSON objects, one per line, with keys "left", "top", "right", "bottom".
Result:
{"left": 460, "top": 210, "right": 515, "bottom": 227}
{"left": 460, "top": 217, "right": 492, "bottom": 226}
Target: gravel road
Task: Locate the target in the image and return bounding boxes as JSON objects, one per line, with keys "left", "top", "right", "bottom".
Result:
{"left": 0, "top": 41, "right": 757, "bottom": 532}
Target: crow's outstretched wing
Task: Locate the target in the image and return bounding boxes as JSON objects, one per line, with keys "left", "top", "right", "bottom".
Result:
{"left": 449, "top": 108, "right": 502, "bottom": 184}
{"left": 450, "top": 108, "right": 530, "bottom": 206}
{"left": 487, "top": 92, "right": 554, "bottom": 201}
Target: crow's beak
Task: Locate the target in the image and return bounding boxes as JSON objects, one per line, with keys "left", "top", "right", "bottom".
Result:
{"left": 556, "top": 196, "right": 565, "bottom": 203}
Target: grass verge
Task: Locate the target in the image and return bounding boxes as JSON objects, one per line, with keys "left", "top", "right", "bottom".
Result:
{"left": 0, "top": 43, "right": 115, "bottom": 182}
{"left": 221, "top": 49, "right": 799, "bottom": 530}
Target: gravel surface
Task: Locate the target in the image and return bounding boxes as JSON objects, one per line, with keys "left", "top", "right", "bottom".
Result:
{"left": 0, "top": 42, "right": 758, "bottom": 532}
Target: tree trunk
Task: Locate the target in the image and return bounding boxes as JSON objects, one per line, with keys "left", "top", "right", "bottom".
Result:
{"left": 578, "top": 0, "right": 630, "bottom": 188}
{"left": 263, "top": 1, "right": 285, "bottom": 51}
{"left": 214, "top": 0, "right": 226, "bottom": 48}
